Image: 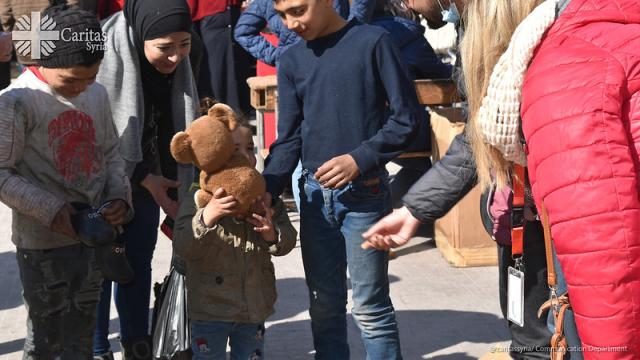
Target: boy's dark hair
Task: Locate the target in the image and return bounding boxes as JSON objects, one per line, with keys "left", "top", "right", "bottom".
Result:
{"left": 35, "top": 4, "right": 105, "bottom": 68}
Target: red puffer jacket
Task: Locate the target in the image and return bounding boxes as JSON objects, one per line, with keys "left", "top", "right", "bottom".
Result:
{"left": 521, "top": 0, "right": 640, "bottom": 357}
{"left": 97, "top": 0, "right": 124, "bottom": 19}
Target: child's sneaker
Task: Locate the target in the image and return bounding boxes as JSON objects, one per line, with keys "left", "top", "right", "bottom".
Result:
{"left": 94, "top": 351, "right": 114, "bottom": 360}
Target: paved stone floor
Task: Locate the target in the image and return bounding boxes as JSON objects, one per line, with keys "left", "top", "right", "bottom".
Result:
{"left": 0, "top": 202, "right": 511, "bottom": 359}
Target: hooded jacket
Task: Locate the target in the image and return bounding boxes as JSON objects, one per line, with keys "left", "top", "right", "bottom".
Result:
{"left": 371, "top": 16, "right": 451, "bottom": 80}
{"left": 521, "top": 0, "right": 640, "bottom": 356}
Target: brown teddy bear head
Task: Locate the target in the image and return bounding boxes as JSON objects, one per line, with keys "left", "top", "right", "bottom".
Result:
{"left": 170, "top": 103, "right": 239, "bottom": 173}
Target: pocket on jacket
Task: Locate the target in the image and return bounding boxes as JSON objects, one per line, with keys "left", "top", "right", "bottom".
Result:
{"left": 200, "top": 272, "right": 241, "bottom": 305}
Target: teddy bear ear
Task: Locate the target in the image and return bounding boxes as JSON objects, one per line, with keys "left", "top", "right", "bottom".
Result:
{"left": 208, "top": 103, "right": 238, "bottom": 131}
{"left": 170, "top": 131, "right": 194, "bottom": 164}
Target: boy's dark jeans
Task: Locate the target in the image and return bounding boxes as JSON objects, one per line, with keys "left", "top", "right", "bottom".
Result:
{"left": 17, "top": 244, "right": 102, "bottom": 359}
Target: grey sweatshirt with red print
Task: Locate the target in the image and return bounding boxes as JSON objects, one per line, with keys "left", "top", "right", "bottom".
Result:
{"left": 0, "top": 70, "right": 131, "bottom": 249}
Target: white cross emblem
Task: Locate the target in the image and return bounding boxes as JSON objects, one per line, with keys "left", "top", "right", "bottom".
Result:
{"left": 13, "top": 12, "right": 60, "bottom": 60}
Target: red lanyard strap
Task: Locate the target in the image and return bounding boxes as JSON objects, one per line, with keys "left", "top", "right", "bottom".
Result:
{"left": 511, "top": 165, "right": 526, "bottom": 257}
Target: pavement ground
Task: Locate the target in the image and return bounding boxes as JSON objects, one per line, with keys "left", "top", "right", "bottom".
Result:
{"left": 0, "top": 200, "right": 513, "bottom": 359}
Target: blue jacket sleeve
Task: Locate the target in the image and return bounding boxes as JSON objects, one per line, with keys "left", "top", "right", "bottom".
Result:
{"left": 262, "top": 58, "right": 303, "bottom": 199}
{"left": 234, "top": 0, "right": 281, "bottom": 66}
{"left": 348, "top": 33, "right": 422, "bottom": 174}
{"left": 348, "top": 0, "right": 375, "bottom": 22}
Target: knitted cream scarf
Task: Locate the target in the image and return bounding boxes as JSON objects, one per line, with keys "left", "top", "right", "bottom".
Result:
{"left": 478, "top": 0, "right": 559, "bottom": 165}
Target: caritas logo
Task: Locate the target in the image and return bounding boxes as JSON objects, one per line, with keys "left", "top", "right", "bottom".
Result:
{"left": 48, "top": 110, "right": 102, "bottom": 186}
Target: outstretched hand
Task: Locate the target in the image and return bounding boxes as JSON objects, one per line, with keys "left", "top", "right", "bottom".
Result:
{"left": 361, "top": 206, "right": 422, "bottom": 251}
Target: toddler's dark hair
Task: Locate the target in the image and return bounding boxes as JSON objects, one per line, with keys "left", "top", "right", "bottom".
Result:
{"left": 199, "top": 97, "right": 251, "bottom": 130}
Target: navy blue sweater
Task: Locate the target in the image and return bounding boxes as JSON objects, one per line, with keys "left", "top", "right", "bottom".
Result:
{"left": 263, "top": 20, "right": 422, "bottom": 198}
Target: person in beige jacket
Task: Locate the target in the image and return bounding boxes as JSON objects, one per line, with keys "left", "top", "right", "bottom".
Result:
{"left": 173, "top": 120, "right": 297, "bottom": 360}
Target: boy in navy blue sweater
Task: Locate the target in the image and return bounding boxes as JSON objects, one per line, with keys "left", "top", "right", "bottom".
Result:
{"left": 263, "top": 0, "right": 421, "bottom": 357}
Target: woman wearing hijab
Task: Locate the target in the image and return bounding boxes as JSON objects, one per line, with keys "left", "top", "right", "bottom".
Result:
{"left": 92, "top": 0, "right": 198, "bottom": 359}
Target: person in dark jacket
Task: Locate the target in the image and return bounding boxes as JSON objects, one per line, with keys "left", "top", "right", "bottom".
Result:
{"left": 369, "top": 0, "right": 452, "bottom": 208}
{"left": 362, "top": 0, "right": 559, "bottom": 357}
{"left": 370, "top": 0, "right": 451, "bottom": 80}
{"left": 364, "top": 131, "right": 554, "bottom": 359}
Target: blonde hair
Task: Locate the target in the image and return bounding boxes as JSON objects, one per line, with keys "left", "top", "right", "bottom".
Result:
{"left": 460, "top": 0, "right": 543, "bottom": 189}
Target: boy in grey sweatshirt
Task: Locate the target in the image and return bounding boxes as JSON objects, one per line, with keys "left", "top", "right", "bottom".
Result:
{"left": 0, "top": 4, "right": 131, "bottom": 358}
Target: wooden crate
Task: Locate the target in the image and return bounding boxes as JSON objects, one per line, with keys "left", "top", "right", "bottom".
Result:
{"left": 247, "top": 75, "right": 277, "bottom": 111}
{"left": 396, "top": 79, "right": 459, "bottom": 160}
{"left": 414, "top": 79, "right": 459, "bottom": 106}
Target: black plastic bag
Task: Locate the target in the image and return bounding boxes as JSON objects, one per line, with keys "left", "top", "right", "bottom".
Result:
{"left": 151, "top": 267, "right": 190, "bottom": 359}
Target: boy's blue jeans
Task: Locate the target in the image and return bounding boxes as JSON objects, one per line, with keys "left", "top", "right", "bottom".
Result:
{"left": 191, "top": 320, "right": 265, "bottom": 360}
{"left": 291, "top": 160, "right": 303, "bottom": 211}
{"left": 299, "top": 169, "right": 402, "bottom": 360}
{"left": 93, "top": 188, "right": 160, "bottom": 353}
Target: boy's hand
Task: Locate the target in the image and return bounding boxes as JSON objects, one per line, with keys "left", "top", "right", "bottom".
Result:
{"left": 202, "top": 188, "right": 238, "bottom": 227}
{"left": 141, "top": 174, "right": 180, "bottom": 219}
{"left": 100, "top": 200, "right": 128, "bottom": 226}
{"left": 247, "top": 200, "right": 276, "bottom": 242}
{"left": 315, "top": 154, "right": 360, "bottom": 189}
{"left": 51, "top": 203, "right": 78, "bottom": 239}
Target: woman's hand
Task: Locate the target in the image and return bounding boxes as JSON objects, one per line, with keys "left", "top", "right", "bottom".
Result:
{"left": 140, "top": 174, "right": 180, "bottom": 219}
{"left": 361, "top": 206, "right": 422, "bottom": 250}
{"left": 202, "top": 188, "right": 238, "bottom": 227}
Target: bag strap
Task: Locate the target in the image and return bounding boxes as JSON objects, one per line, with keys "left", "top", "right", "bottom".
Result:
{"left": 540, "top": 201, "right": 557, "bottom": 288}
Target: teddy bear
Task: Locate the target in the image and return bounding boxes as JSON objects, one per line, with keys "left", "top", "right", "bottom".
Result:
{"left": 170, "top": 103, "right": 266, "bottom": 215}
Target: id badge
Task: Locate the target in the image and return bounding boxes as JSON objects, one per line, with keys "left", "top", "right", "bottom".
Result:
{"left": 507, "top": 266, "right": 525, "bottom": 327}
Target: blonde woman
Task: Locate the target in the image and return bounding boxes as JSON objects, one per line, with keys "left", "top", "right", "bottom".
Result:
{"left": 367, "top": 0, "right": 640, "bottom": 356}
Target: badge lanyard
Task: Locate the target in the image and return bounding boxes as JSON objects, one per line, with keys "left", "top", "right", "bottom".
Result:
{"left": 507, "top": 164, "right": 527, "bottom": 327}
